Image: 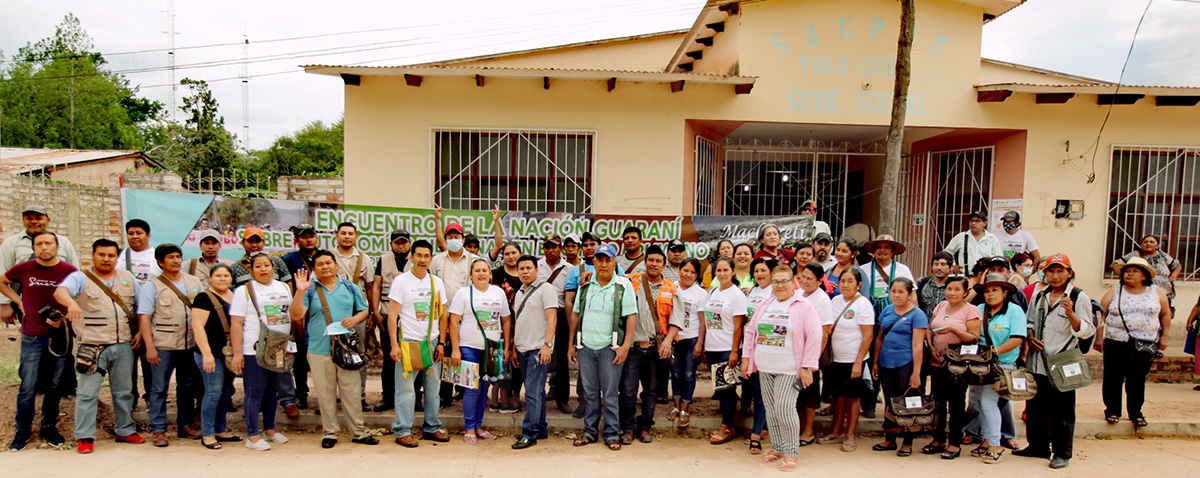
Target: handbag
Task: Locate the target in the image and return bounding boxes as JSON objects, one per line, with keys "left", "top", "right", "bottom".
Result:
{"left": 993, "top": 366, "right": 1037, "bottom": 401}
{"left": 315, "top": 281, "right": 366, "bottom": 371}
{"left": 75, "top": 343, "right": 103, "bottom": 375}
{"left": 883, "top": 388, "right": 937, "bottom": 434}
{"left": 399, "top": 274, "right": 439, "bottom": 378}
{"left": 469, "top": 286, "right": 505, "bottom": 381}
{"left": 204, "top": 290, "right": 234, "bottom": 360}
{"left": 819, "top": 299, "right": 857, "bottom": 369}
{"left": 1034, "top": 293, "right": 1092, "bottom": 392}
{"left": 247, "top": 284, "right": 294, "bottom": 373}
{"left": 1116, "top": 287, "right": 1159, "bottom": 360}
{"left": 944, "top": 313, "right": 1000, "bottom": 385}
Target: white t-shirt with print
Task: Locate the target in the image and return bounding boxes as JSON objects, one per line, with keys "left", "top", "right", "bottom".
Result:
{"left": 703, "top": 285, "right": 748, "bottom": 352}
{"left": 803, "top": 289, "right": 835, "bottom": 327}
{"left": 387, "top": 271, "right": 447, "bottom": 342}
{"left": 119, "top": 247, "right": 161, "bottom": 285}
{"left": 754, "top": 299, "right": 800, "bottom": 374}
{"left": 828, "top": 294, "right": 875, "bottom": 363}
{"left": 747, "top": 285, "right": 772, "bottom": 317}
{"left": 449, "top": 284, "right": 510, "bottom": 350}
{"left": 674, "top": 283, "right": 708, "bottom": 340}
{"left": 862, "top": 261, "right": 914, "bottom": 299}
{"left": 229, "top": 280, "right": 293, "bottom": 356}
{"left": 992, "top": 228, "right": 1039, "bottom": 258}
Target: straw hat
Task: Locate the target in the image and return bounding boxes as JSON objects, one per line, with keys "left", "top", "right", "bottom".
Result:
{"left": 863, "top": 234, "right": 906, "bottom": 255}
{"left": 1118, "top": 256, "right": 1156, "bottom": 279}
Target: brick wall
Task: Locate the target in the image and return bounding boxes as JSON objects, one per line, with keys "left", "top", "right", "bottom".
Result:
{"left": 277, "top": 176, "right": 344, "bottom": 204}
{"left": 116, "top": 171, "right": 185, "bottom": 192}
{"left": 1086, "top": 353, "right": 1198, "bottom": 383}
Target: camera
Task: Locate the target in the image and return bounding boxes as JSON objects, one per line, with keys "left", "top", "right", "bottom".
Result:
{"left": 39, "top": 305, "right": 64, "bottom": 326}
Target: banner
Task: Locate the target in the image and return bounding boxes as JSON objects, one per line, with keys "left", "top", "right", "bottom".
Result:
{"left": 121, "top": 188, "right": 816, "bottom": 262}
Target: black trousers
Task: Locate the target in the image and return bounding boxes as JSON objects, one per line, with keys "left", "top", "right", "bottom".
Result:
{"left": 619, "top": 345, "right": 659, "bottom": 433}
{"left": 548, "top": 308, "right": 571, "bottom": 405}
{"left": 379, "top": 330, "right": 395, "bottom": 406}
{"left": 293, "top": 337, "right": 310, "bottom": 402}
{"left": 1102, "top": 339, "right": 1154, "bottom": 418}
{"left": 930, "top": 367, "right": 969, "bottom": 446}
{"left": 1025, "top": 374, "right": 1076, "bottom": 459}
{"left": 879, "top": 363, "right": 923, "bottom": 445}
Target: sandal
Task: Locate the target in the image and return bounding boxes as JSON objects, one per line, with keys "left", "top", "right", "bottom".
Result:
{"left": 709, "top": 427, "right": 734, "bottom": 445}
{"left": 464, "top": 433, "right": 477, "bottom": 445}
{"left": 760, "top": 450, "right": 783, "bottom": 463}
{"left": 606, "top": 439, "right": 622, "bottom": 451}
{"left": 780, "top": 458, "right": 798, "bottom": 472}
{"left": 841, "top": 441, "right": 857, "bottom": 452}
{"left": 922, "top": 443, "right": 946, "bottom": 455}
{"left": 572, "top": 435, "right": 596, "bottom": 447}
{"left": 872, "top": 442, "right": 898, "bottom": 451}
{"left": 678, "top": 411, "right": 691, "bottom": 428}
{"left": 816, "top": 434, "right": 844, "bottom": 445}
{"left": 941, "top": 447, "right": 961, "bottom": 460}
{"left": 477, "top": 430, "right": 498, "bottom": 441}
{"left": 1133, "top": 416, "right": 1148, "bottom": 428}
{"left": 667, "top": 408, "right": 680, "bottom": 420}
{"left": 749, "top": 439, "right": 763, "bottom": 455}
{"left": 201, "top": 439, "right": 221, "bottom": 450}
{"left": 1105, "top": 414, "right": 1120, "bottom": 424}
{"left": 970, "top": 446, "right": 988, "bottom": 458}
{"left": 897, "top": 447, "right": 912, "bottom": 457}
{"left": 982, "top": 449, "right": 1005, "bottom": 464}
{"left": 798, "top": 437, "right": 815, "bottom": 447}
{"left": 1002, "top": 439, "right": 1018, "bottom": 450}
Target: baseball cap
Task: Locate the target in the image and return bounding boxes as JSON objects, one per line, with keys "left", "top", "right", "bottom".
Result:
{"left": 666, "top": 239, "right": 686, "bottom": 251}
{"left": 463, "top": 234, "right": 480, "bottom": 247}
{"left": 580, "top": 232, "right": 599, "bottom": 244}
{"left": 390, "top": 229, "right": 412, "bottom": 243}
{"left": 445, "top": 222, "right": 463, "bottom": 235}
{"left": 968, "top": 210, "right": 987, "bottom": 221}
{"left": 594, "top": 244, "right": 617, "bottom": 258}
{"left": 984, "top": 255, "right": 1011, "bottom": 270}
{"left": 813, "top": 232, "right": 833, "bottom": 243}
{"left": 1002, "top": 211, "right": 1021, "bottom": 222}
{"left": 294, "top": 223, "right": 317, "bottom": 237}
{"left": 198, "top": 230, "right": 221, "bottom": 243}
{"left": 563, "top": 233, "right": 580, "bottom": 245}
{"left": 543, "top": 233, "right": 563, "bottom": 246}
{"left": 1044, "top": 253, "right": 1071, "bottom": 269}
{"left": 242, "top": 226, "right": 265, "bottom": 241}
{"left": 21, "top": 204, "right": 48, "bottom": 216}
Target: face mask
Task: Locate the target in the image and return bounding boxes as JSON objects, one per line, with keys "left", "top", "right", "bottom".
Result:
{"left": 1021, "top": 267, "right": 1033, "bottom": 277}
{"left": 446, "top": 239, "right": 464, "bottom": 253}
{"left": 1037, "top": 271, "right": 1045, "bottom": 282}
{"left": 1003, "top": 222, "right": 1018, "bottom": 232}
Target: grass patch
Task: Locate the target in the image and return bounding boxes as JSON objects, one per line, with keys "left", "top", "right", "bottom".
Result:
{"left": 0, "top": 357, "right": 18, "bottom": 386}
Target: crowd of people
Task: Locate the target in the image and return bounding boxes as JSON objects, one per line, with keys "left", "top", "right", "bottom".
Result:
{"left": 0, "top": 203, "right": 1181, "bottom": 471}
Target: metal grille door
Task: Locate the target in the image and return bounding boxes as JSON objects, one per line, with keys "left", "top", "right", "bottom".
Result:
{"left": 931, "top": 147, "right": 994, "bottom": 254}
{"left": 718, "top": 140, "right": 854, "bottom": 235}
{"left": 694, "top": 136, "right": 721, "bottom": 215}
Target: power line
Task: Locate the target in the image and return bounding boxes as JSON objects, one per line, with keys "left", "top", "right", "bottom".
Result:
{"left": 1085, "top": 0, "right": 1154, "bottom": 184}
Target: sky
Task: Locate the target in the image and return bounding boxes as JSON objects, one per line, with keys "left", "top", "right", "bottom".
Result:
{"left": 1, "top": 0, "right": 1197, "bottom": 150}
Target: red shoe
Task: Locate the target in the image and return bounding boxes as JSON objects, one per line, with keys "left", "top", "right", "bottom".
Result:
{"left": 284, "top": 404, "right": 300, "bottom": 419}
{"left": 77, "top": 438, "right": 94, "bottom": 454}
{"left": 115, "top": 433, "right": 145, "bottom": 444}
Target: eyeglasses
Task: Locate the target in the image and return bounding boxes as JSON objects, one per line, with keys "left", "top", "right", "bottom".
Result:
{"left": 771, "top": 280, "right": 793, "bottom": 287}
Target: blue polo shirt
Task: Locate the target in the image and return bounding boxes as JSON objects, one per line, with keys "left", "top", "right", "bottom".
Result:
{"left": 877, "top": 305, "right": 928, "bottom": 368}
{"left": 302, "top": 278, "right": 367, "bottom": 355}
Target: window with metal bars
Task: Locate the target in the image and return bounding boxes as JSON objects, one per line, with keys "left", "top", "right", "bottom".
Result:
{"left": 432, "top": 128, "right": 594, "bottom": 213}
{"left": 1105, "top": 145, "right": 1200, "bottom": 281}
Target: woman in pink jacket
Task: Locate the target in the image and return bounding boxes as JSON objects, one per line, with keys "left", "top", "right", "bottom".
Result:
{"left": 741, "top": 264, "right": 823, "bottom": 472}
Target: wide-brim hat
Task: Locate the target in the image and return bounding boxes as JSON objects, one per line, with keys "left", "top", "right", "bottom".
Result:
{"left": 973, "top": 272, "right": 1018, "bottom": 295}
{"left": 1118, "top": 256, "right": 1156, "bottom": 279}
{"left": 864, "top": 234, "right": 906, "bottom": 255}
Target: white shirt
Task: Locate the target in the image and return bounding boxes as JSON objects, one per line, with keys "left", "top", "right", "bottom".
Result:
{"left": 449, "top": 284, "right": 510, "bottom": 350}
{"left": 536, "top": 257, "right": 570, "bottom": 308}
{"left": 754, "top": 298, "right": 798, "bottom": 374}
{"left": 229, "top": 280, "right": 293, "bottom": 356}
{"left": 992, "top": 228, "right": 1039, "bottom": 258}
{"left": 429, "top": 251, "right": 478, "bottom": 307}
{"left": 703, "top": 285, "right": 748, "bottom": 352}
{"left": 512, "top": 281, "right": 559, "bottom": 353}
{"left": 860, "top": 261, "right": 915, "bottom": 299}
{"left": 387, "top": 271, "right": 448, "bottom": 342}
{"left": 747, "top": 285, "right": 772, "bottom": 317}
{"left": 803, "top": 289, "right": 835, "bottom": 327}
{"left": 673, "top": 283, "right": 708, "bottom": 340}
{"left": 943, "top": 230, "right": 1004, "bottom": 269}
{"left": 118, "top": 247, "right": 162, "bottom": 285}
{"left": 829, "top": 294, "right": 875, "bottom": 363}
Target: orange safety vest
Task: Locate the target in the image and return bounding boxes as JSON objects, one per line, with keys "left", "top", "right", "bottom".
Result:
{"left": 627, "top": 273, "right": 678, "bottom": 336}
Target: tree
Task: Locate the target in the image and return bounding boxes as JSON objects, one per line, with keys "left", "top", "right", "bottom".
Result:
{"left": 0, "top": 14, "right": 162, "bottom": 149}
{"left": 145, "top": 78, "right": 239, "bottom": 177}
{"left": 878, "top": 0, "right": 915, "bottom": 236}
{"left": 250, "top": 118, "right": 344, "bottom": 177}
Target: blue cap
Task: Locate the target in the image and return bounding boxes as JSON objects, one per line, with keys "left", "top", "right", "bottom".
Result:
{"left": 595, "top": 244, "right": 617, "bottom": 258}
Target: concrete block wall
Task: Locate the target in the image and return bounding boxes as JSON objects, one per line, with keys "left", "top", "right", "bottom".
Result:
{"left": 277, "top": 176, "right": 345, "bottom": 204}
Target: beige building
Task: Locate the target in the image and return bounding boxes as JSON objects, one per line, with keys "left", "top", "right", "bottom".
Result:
{"left": 308, "top": 0, "right": 1200, "bottom": 321}
{"left": 0, "top": 147, "right": 161, "bottom": 188}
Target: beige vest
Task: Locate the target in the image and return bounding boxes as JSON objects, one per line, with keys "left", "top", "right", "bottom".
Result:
{"left": 188, "top": 257, "right": 232, "bottom": 289}
{"left": 378, "top": 251, "right": 407, "bottom": 314}
{"left": 73, "top": 269, "right": 137, "bottom": 345}
{"left": 150, "top": 274, "right": 203, "bottom": 350}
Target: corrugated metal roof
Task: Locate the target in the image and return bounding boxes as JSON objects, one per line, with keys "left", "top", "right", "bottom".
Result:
{"left": 976, "top": 83, "right": 1200, "bottom": 94}
{"left": 304, "top": 64, "right": 756, "bottom": 84}
{"left": 0, "top": 147, "right": 154, "bottom": 173}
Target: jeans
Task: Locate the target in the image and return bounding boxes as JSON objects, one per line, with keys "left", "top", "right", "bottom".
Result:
{"left": 930, "top": 367, "right": 969, "bottom": 446}
{"left": 193, "top": 351, "right": 235, "bottom": 437}
{"left": 147, "top": 349, "right": 201, "bottom": 433}
{"left": 744, "top": 373, "right": 767, "bottom": 435}
{"left": 973, "top": 362, "right": 1015, "bottom": 445}
{"left": 619, "top": 344, "right": 659, "bottom": 433}
{"left": 706, "top": 351, "right": 738, "bottom": 426}
{"left": 15, "top": 334, "right": 69, "bottom": 435}
{"left": 519, "top": 349, "right": 549, "bottom": 439}
{"left": 460, "top": 347, "right": 491, "bottom": 431}
{"left": 965, "top": 382, "right": 1015, "bottom": 441}
{"left": 671, "top": 338, "right": 698, "bottom": 402}
{"left": 76, "top": 343, "right": 136, "bottom": 440}
{"left": 578, "top": 346, "right": 621, "bottom": 441}
{"left": 1025, "top": 373, "right": 1076, "bottom": 459}
{"left": 1102, "top": 338, "right": 1154, "bottom": 419}
{"left": 242, "top": 355, "right": 279, "bottom": 437}
{"left": 276, "top": 363, "right": 297, "bottom": 407}
{"left": 392, "top": 352, "right": 443, "bottom": 437}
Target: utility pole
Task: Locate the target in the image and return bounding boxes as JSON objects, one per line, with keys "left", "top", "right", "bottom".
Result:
{"left": 879, "top": 0, "right": 915, "bottom": 236}
{"left": 164, "top": 0, "right": 178, "bottom": 120}
{"left": 69, "top": 60, "right": 75, "bottom": 148}
{"left": 241, "top": 33, "right": 250, "bottom": 150}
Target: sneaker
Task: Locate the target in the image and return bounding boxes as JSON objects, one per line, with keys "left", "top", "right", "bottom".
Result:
{"left": 265, "top": 432, "right": 289, "bottom": 444}
{"left": 77, "top": 438, "right": 94, "bottom": 454}
{"left": 114, "top": 434, "right": 145, "bottom": 444}
{"left": 1049, "top": 457, "right": 1070, "bottom": 469}
{"left": 321, "top": 438, "right": 337, "bottom": 449}
{"left": 499, "top": 404, "right": 518, "bottom": 414}
{"left": 7, "top": 431, "right": 30, "bottom": 451}
{"left": 245, "top": 438, "right": 271, "bottom": 451}
{"left": 489, "top": 404, "right": 500, "bottom": 413}
{"left": 284, "top": 404, "right": 300, "bottom": 419}
{"left": 41, "top": 430, "right": 66, "bottom": 447}
{"left": 351, "top": 436, "right": 379, "bottom": 446}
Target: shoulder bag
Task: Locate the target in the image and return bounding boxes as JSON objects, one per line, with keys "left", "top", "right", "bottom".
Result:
{"left": 993, "top": 366, "right": 1037, "bottom": 401}
{"left": 204, "top": 290, "right": 234, "bottom": 360}
{"left": 514, "top": 282, "right": 545, "bottom": 323}
{"left": 944, "top": 311, "right": 1000, "bottom": 385}
{"left": 1117, "top": 286, "right": 1160, "bottom": 360}
{"left": 470, "top": 286, "right": 506, "bottom": 381}
{"left": 399, "top": 275, "right": 437, "bottom": 378}
{"left": 248, "top": 283, "right": 294, "bottom": 373}
{"left": 819, "top": 298, "right": 857, "bottom": 369}
{"left": 884, "top": 388, "right": 937, "bottom": 434}
{"left": 316, "top": 281, "right": 366, "bottom": 371}
{"left": 1034, "top": 290, "right": 1092, "bottom": 391}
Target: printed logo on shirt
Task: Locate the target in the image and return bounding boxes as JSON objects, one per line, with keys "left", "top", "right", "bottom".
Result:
{"left": 756, "top": 323, "right": 788, "bottom": 347}
{"left": 27, "top": 278, "right": 60, "bottom": 288}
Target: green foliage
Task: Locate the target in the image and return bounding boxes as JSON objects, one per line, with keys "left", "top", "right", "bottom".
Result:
{"left": 248, "top": 118, "right": 345, "bottom": 177}
{"left": 216, "top": 196, "right": 278, "bottom": 226}
{"left": 0, "top": 14, "right": 162, "bottom": 150}
{"left": 144, "top": 78, "right": 239, "bottom": 178}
